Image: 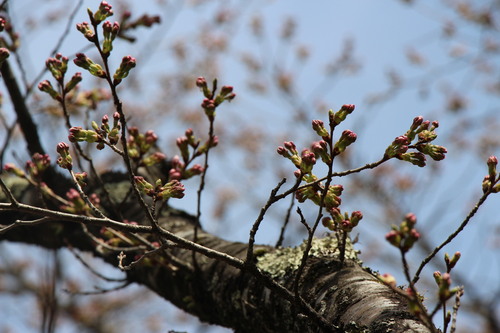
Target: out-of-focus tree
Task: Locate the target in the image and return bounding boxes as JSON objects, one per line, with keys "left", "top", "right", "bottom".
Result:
{"left": 0, "top": 0, "right": 499, "bottom": 332}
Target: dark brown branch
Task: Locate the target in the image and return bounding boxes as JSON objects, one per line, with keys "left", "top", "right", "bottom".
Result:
{"left": 1, "top": 60, "right": 45, "bottom": 156}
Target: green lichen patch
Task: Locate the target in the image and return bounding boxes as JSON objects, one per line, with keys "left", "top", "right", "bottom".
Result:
{"left": 256, "top": 236, "right": 359, "bottom": 278}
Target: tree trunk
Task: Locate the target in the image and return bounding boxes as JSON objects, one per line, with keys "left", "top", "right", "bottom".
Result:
{"left": 0, "top": 176, "right": 433, "bottom": 333}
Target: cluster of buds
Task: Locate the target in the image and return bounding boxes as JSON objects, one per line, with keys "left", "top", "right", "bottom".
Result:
{"left": 118, "top": 11, "right": 161, "bottom": 42}
{"left": 98, "top": 112, "right": 121, "bottom": 145}
{"left": 25, "top": 153, "right": 51, "bottom": 179}
{"left": 196, "top": 77, "right": 236, "bottom": 120}
{"left": 322, "top": 208, "right": 363, "bottom": 232}
{"left": 76, "top": 22, "right": 96, "bottom": 42}
{"left": 378, "top": 273, "right": 397, "bottom": 288}
{"left": 113, "top": 55, "right": 136, "bottom": 85}
{"left": 168, "top": 155, "right": 204, "bottom": 180}
{"left": 333, "top": 129, "right": 357, "bottom": 155}
{"left": 102, "top": 21, "right": 120, "bottom": 55}
{"left": 72, "top": 88, "right": 111, "bottom": 110}
{"left": 0, "top": 17, "right": 19, "bottom": 52}
{"left": 39, "top": 53, "right": 82, "bottom": 98}
{"left": 433, "top": 271, "right": 460, "bottom": 302}
{"left": 3, "top": 163, "right": 26, "bottom": 178}
{"left": 125, "top": 127, "right": 167, "bottom": 167}
{"left": 482, "top": 155, "right": 500, "bottom": 193}
{"left": 122, "top": 12, "right": 161, "bottom": 29}
{"left": 3, "top": 154, "right": 50, "bottom": 180}
{"left": 56, "top": 142, "right": 73, "bottom": 170}
{"left": 134, "top": 176, "right": 185, "bottom": 201}
{"left": 74, "top": 53, "right": 106, "bottom": 78}
{"left": 68, "top": 113, "right": 121, "bottom": 150}
{"left": 444, "top": 251, "right": 461, "bottom": 272}
{"left": 127, "top": 127, "right": 159, "bottom": 161}
{"left": 0, "top": 47, "right": 9, "bottom": 65}
{"left": 176, "top": 128, "right": 200, "bottom": 162}
{"left": 311, "top": 140, "right": 330, "bottom": 164}
{"left": 38, "top": 80, "right": 61, "bottom": 102}
{"left": 60, "top": 188, "right": 100, "bottom": 215}
{"left": 385, "top": 213, "right": 420, "bottom": 253}
{"left": 312, "top": 120, "right": 329, "bottom": 140}
{"left": 277, "top": 141, "right": 320, "bottom": 175}
{"left": 385, "top": 116, "right": 447, "bottom": 167}
{"left": 329, "top": 104, "right": 355, "bottom": 126}
{"left": 89, "top": 1, "right": 114, "bottom": 26}
{"left": 74, "top": 172, "right": 88, "bottom": 187}
{"left": 296, "top": 183, "right": 343, "bottom": 211}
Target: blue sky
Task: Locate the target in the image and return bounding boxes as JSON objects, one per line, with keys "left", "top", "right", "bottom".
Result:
{"left": 2, "top": 0, "right": 499, "bottom": 332}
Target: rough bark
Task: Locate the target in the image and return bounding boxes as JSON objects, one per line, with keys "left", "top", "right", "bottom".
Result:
{"left": 0, "top": 176, "right": 434, "bottom": 333}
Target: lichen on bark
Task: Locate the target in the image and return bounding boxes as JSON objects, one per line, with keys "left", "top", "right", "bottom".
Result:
{"left": 256, "top": 235, "right": 360, "bottom": 278}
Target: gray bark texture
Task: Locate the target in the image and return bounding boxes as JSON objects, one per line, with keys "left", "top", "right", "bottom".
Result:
{"left": 0, "top": 175, "right": 434, "bottom": 333}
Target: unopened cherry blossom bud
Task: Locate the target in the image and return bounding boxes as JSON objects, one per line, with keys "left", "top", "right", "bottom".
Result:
{"left": 91, "top": 1, "right": 114, "bottom": 25}
{"left": 75, "top": 172, "right": 88, "bottom": 187}
{"left": 284, "top": 141, "right": 298, "bottom": 155}
{"left": 417, "top": 130, "right": 437, "bottom": 143}
{"left": 158, "top": 179, "right": 185, "bottom": 200}
{"left": 64, "top": 72, "right": 82, "bottom": 93}
{"left": 74, "top": 53, "right": 106, "bottom": 78}
{"left": 56, "top": 142, "right": 73, "bottom": 170}
{"left": 444, "top": 251, "right": 461, "bottom": 271}
{"left": 38, "top": 80, "right": 61, "bottom": 101}
{"left": 333, "top": 129, "right": 357, "bottom": 154}
{"left": 3, "top": 163, "right": 25, "bottom": 178}
{"left": 196, "top": 77, "right": 210, "bottom": 97}
{"left": 379, "top": 273, "right": 397, "bottom": 288}
{"left": 487, "top": 155, "right": 498, "bottom": 180}
{"left": 331, "top": 104, "right": 355, "bottom": 125}
{"left": 399, "top": 152, "right": 426, "bottom": 167}
{"left": 113, "top": 55, "right": 136, "bottom": 85}
{"left": 417, "top": 144, "right": 447, "bottom": 161}
{"left": 134, "top": 176, "right": 154, "bottom": 195}
{"left": 385, "top": 229, "right": 401, "bottom": 248}
{"left": 350, "top": 211, "right": 363, "bottom": 227}
{"left": 410, "top": 116, "right": 424, "bottom": 131}
{"left": 76, "top": 22, "right": 95, "bottom": 42}
{"left": 184, "top": 164, "right": 204, "bottom": 179}
{"left": 0, "top": 48, "right": 9, "bottom": 64}
{"left": 220, "top": 85, "right": 233, "bottom": 97}
{"left": 312, "top": 119, "right": 329, "bottom": 139}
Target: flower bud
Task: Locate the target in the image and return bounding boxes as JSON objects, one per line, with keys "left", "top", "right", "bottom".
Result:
{"left": 0, "top": 48, "right": 9, "bottom": 64}
{"left": 134, "top": 176, "right": 154, "bottom": 195}
{"left": 312, "top": 119, "right": 329, "bottom": 139}
{"left": 74, "top": 53, "right": 106, "bottom": 78}
{"left": 350, "top": 210, "right": 363, "bottom": 227}
{"left": 417, "top": 144, "right": 447, "bottom": 161}
{"left": 3, "top": 163, "right": 25, "bottom": 178}
{"left": 487, "top": 155, "right": 498, "bottom": 180}
{"left": 331, "top": 104, "right": 355, "bottom": 125}
{"left": 379, "top": 273, "right": 397, "bottom": 288}
{"left": 399, "top": 152, "right": 426, "bottom": 167}
{"left": 157, "top": 179, "right": 185, "bottom": 200}
{"left": 38, "top": 80, "right": 61, "bottom": 101}
{"left": 76, "top": 22, "right": 95, "bottom": 42}
{"left": 113, "top": 55, "right": 136, "bottom": 85}
{"left": 56, "top": 142, "right": 73, "bottom": 170}
{"left": 410, "top": 116, "right": 424, "bottom": 131}
{"left": 64, "top": 72, "right": 82, "bottom": 93}
{"left": 417, "top": 130, "right": 437, "bottom": 143}
{"left": 91, "top": 1, "right": 114, "bottom": 25}
{"left": 333, "top": 129, "right": 357, "bottom": 155}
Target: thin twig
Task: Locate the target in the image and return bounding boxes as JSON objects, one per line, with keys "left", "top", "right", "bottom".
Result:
{"left": 412, "top": 185, "right": 497, "bottom": 284}
{"left": 246, "top": 178, "right": 288, "bottom": 264}
{"left": 275, "top": 193, "right": 295, "bottom": 248}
